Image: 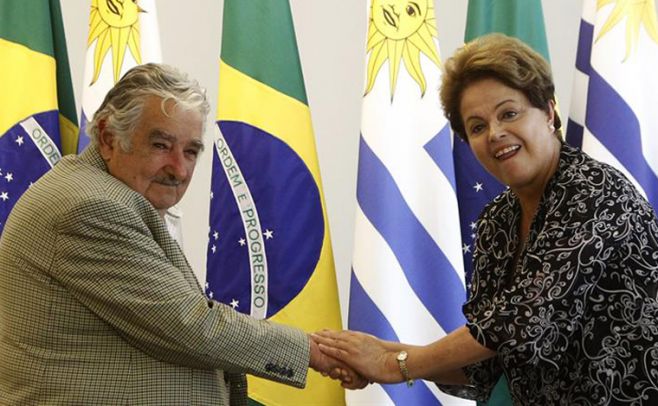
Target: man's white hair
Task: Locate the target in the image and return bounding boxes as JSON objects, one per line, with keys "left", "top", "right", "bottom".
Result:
{"left": 88, "top": 63, "right": 210, "bottom": 151}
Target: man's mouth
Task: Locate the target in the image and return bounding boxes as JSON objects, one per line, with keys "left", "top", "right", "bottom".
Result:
{"left": 155, "top": 178, "right": 182, "bottom": 187}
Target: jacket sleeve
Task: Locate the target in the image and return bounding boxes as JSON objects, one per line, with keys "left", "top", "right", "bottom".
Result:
{"left": 52, "top": 196, "right": 309, "bottom": 388}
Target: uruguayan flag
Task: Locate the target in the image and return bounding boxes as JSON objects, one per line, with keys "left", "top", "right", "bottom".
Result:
{"left": 347, "top": 2, "right": 470, "bottom": 405}
{"left": 77, "top": 0, "right": 186, "bottom": 243}
{"left": 78, "top": 0, "right": 161, "bottom": 152}
{"left": 567, "top": 0, "right": 658, "bottom": 208}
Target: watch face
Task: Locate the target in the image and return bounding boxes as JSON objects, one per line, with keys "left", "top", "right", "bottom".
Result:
{"left": 397, "top": 351, "right": 407, "bottom": 361}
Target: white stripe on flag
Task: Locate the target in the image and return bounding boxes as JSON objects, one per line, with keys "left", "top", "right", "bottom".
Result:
{"left": 213, "top": 127, "right": 268, "bottom": 319}
{"left": 581, "top": 130, "right": 645, "bottom": 199}
{"left": 590, "top": 5, "right": 658, "bottom": 177}
{"left": 346, "top": 379, "right": 395, "bottom": 405}
{"left": 352, "top": 206, "right": 448, "bottom": 344}
{"left": 20, "top": 117, "right": 61, "bottom": 168}
{"left": 568, "top": 69, "right": 589, "bottom": 127}
{"left": 361, "top": 58, "right": 464, "bottom": 279}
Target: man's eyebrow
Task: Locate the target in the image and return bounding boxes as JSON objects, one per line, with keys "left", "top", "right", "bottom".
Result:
{"left": 190, "top": 139, "right": 205, "bottom": 152}
{"left": 148, "top": 129, "right": 175, "bottom": 142}
{"left": 149, "top": 130, "right": 205, "bottom": 152}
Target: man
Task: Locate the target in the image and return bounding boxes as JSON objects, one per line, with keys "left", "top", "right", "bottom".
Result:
{"left": 0, "top": 63, "right": 357, "bottom": 404}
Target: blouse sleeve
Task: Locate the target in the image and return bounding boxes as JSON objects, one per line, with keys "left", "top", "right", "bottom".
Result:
{"left": 436, "top": 358, "right": 504, "bottom": 401}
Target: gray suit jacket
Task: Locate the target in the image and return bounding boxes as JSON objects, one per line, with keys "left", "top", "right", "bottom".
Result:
{"left": 0, "top": 147, "right": 310, "bottom": 405}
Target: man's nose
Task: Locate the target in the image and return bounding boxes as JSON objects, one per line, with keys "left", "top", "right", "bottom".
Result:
{"left": 166, "top": 149, "right": 189, "bottom": 180}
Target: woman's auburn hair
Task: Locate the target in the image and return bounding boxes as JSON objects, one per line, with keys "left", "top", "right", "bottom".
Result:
{"left": 440, "top": 33, "right": 561, "bottom": 142}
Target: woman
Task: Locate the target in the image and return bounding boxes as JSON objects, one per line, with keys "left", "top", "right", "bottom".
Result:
{"left": 317, "top": 34, "right": 658, "bottom": 404}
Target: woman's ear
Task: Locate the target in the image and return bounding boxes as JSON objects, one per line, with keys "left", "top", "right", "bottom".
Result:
{"left": 547, "top": 100, "right": 556, "bottom": 125}
{"left": 546, "top": 100, "right": 557, "bottom": 133}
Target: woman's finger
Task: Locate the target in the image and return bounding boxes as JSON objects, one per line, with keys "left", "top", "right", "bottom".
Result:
{"left": 318, "top": 343, "right": 350, "bottom": 360}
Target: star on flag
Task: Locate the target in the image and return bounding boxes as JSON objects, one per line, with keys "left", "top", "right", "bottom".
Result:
{"left": 229, "top": 299, "right": 239, "bottom": 309}
{"left": 473, "top": 182, "right": 483, "bottom": 192}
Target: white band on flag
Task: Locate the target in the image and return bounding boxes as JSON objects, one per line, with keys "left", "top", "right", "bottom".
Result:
{"left": 214, "top": 125, "right": 268, "bottom": 319}
{"left": 20, "top": 117, "right": 62, "bottom": 168}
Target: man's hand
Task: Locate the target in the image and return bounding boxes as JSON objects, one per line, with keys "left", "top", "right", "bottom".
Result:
{"left": 308, "top": 334, "right": 368, "bottom": 389}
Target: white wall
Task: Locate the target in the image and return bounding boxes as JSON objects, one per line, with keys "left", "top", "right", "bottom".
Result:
{"left": 60, "top": 0, "right": 592, "bottom": 323}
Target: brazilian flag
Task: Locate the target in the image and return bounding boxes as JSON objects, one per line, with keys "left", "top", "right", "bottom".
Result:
{"left": 0, "top": 0, "right": 78, "bottom": 235}
{"left": 206, "top": 1, "right": 344, "bottom": 405}
{"left": 457, "top": 2, "right": 550, "bottom": 405}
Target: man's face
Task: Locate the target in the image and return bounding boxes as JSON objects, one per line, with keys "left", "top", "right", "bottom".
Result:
{"left": 98, "top": 96, "right": 204, "bottom": 215}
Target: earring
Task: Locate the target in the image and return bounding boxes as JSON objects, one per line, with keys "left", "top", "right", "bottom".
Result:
{"left": 548, "top": 121, "right": 555, "bottom": 133}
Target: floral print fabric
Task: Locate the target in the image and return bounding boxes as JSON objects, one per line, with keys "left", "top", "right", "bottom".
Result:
{"left": 444, "top": 144, "right": 658, "bottom": 405}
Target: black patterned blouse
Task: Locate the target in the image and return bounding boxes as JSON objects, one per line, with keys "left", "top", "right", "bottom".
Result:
{"left": 442, "top": 144, "right": 658, "bottom": 405}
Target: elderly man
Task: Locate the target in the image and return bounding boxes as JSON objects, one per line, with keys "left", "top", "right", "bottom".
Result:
{"left": 0, "top": 63, "right": 357, "bottom": 404}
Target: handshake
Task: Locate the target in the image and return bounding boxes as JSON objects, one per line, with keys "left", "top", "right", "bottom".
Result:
{"left": 307, "top": 330, "right": 407, "bottom": 389}
{"left": 307, "top": 325, "right": 482, "bottom": 389}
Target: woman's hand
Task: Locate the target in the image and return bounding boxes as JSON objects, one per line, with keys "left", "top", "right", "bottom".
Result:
{"left": 312, "top": 330, "right": 402, "bottom": 384}
{"left": 309, "top": 333, "right": 369, "bottom": 389}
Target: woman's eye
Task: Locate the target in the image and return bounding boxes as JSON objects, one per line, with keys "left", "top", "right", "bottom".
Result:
{"left": 502, "top": 111, "right": 518, "bottom": 120}
{"left": 471, "top": 124, "right": 485, "bottom": 134}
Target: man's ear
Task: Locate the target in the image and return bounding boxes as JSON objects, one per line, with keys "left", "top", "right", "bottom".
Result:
{"left": 97, "top": 120, "right": 115, "bottom": 160}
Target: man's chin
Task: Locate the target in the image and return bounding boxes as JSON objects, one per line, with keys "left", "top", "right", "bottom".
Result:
{"left": 148, "top": 197, "right": 180, "bottom": 213}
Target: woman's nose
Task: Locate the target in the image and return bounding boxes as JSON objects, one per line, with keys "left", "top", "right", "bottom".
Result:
{"left": 488, "top": 121, "right": 505, "bottom": 142}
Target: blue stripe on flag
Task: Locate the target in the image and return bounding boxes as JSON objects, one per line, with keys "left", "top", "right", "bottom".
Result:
{"left": 585, "top": 69, "right": 658, "bottom": 206}
{"left": 424, "top": 124, "right": 457, "bottom": 194}
{"left": 356, "top": 135, "right": 466, "bottom": 332}
{"left": 575, "top": 19, "right": 593, "bottom": 74}
{"left": 566, "top": 18, "right": 591, "bottom": 150}
{"left": 566, "top": 119, "right": 584, "bottom": 149}
{"left": 348, "top": 272, "right": 443, "bottom": 405}
{"left": 348, "top": 269, "right": 398, "bottom": 340}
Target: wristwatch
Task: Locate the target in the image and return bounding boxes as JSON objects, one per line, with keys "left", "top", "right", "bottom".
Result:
{"left": 396, "top": 351, "right": 414, "bottom": 387}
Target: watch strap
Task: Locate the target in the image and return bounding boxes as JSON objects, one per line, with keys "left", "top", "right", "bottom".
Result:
{"left": 396, "top": 351, "right": 414, "bottom": 387}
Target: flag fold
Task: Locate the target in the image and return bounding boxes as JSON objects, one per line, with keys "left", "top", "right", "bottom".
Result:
{"left": 206, "top": 1, "right": 344, "bottom": 404}
{"left": 347, "top": 1, "right": 469, "bottom": 405}
{"left": 0, "top": 0, "right": 77, "bottom": 236}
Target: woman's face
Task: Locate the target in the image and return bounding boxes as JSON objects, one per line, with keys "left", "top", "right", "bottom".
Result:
{"left": 460, "top": 78, "right": 560, "bottom": 196}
